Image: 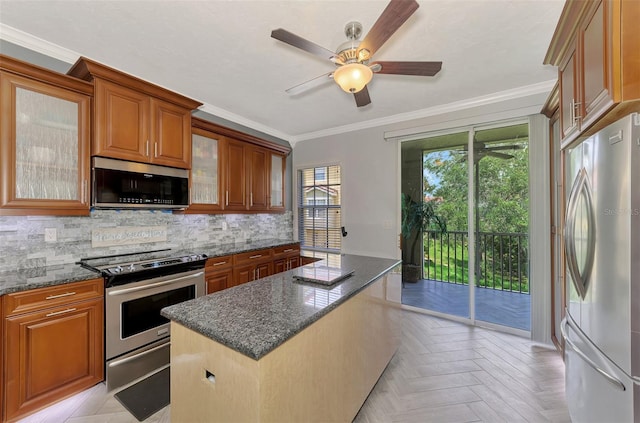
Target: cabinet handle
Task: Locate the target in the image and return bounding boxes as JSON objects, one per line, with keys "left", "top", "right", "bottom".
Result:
{"left": 154, "top": 142, "right": 158, "bottom": 158}
{"left": 84, "top": 180, "right": 89, "bottom": 205}
{"left": 569, "top": 100, "right": 574, "bottom": 125}
{"left": 46, "top": 308, "right": 76, "bottom": 317}
{"left": 46, "top": 291, "right": 77, "bottom": 300}
{"left": 284, "top": 249, "right": 294, "bottom": 253}
{"left": 226, "top": 190, "right": 229, "bottom": 206}
{"left": 569, "top": 99, "right": 582, "bottom": 126}
{"left": 212, "top": 261, "right": 227, "bottom": 266}
{"left": 146, "top": 140, "right": 150, "bottom": 157}
{"left": 249, "top": 254, "right": 262, "bottom": 259}
{"left": 573, "top": 101, "right": 582, "bottom": 124}
{"left": 250, "top": 192, "right": 253, "bottom": 207}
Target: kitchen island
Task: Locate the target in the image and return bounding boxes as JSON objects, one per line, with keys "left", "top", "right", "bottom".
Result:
{"left": 161, "top": 254, "right": 402, "bottom": 422}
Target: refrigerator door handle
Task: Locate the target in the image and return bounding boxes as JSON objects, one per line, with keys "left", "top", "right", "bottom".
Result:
{"left": 564, "top": 168, "right": 596, "bottom": 299}
{"left": 561, "top": 317, "right": 626, "bottom": 391}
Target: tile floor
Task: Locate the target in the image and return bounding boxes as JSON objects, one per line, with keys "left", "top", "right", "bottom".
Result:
{"left": 17, "top": 309, "right": 569, "bottom": 423}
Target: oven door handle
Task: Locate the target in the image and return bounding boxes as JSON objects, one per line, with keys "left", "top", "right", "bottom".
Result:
{"left": 107, "top": 342, "right": 170, "bottom": 368}
{"left": 107, "top": 271, "right": 204, "bottom": 296}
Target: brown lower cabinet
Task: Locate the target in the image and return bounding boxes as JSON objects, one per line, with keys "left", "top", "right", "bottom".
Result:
{"left": 301, "top": 256, "right": 322, "bottom": 265}
{"left": 2, "top": 278, "right": 104, "bottom": 423}
{"left": 232, "top": 248, "right": 274, "bottom": 288}
{"left": 205, "top": 243, "right": 302, "bottom": 291}
{"left": 205, "top": 255, "right": 234, "bottom": 294}
{"left": 273, "top": 244, "right": 301, "bottom": 274}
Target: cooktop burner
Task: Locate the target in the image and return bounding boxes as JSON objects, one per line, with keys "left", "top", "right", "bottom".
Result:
{"left": 78, "top": 249, "right": 208, "bottom": 286}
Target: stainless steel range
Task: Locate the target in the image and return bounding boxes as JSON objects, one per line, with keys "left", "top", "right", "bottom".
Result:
{"left": 79, "top": 249, "right": 207, "bottom": 391}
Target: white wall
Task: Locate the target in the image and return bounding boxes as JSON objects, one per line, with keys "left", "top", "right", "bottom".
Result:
{"left": 293, "top": 89, "right": 554, "bottom": 343}
{"left": 292, "top": 127, "right": 399, "bottom": 259}
{"left": 294, "top": 91, "right": 549, "bottom": 257}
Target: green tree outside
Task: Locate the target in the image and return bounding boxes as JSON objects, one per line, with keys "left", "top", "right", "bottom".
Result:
{"left": 421, "top": 144, "right": 530, "bottom": 292}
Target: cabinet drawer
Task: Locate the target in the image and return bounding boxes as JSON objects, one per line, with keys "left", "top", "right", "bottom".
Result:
{"left": 273, "top": 243, "right": 300, "bottom": 257}
{"left": 205, "top": 255, "right": 233, "bottom": 271}
{"left": 4, "top": 278, "right": 104, "bottom": 317}
{"left": 233, "top": 248, "right": 273, "bottom": 265}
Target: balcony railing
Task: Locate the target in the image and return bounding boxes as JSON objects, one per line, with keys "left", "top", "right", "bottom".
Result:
{"left": 423, "top": 230, "right": 529, "bottom": 294}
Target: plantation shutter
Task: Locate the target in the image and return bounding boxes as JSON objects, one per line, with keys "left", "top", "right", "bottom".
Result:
{"left": 298, "top": 165, "right": 341, "bottom": 253}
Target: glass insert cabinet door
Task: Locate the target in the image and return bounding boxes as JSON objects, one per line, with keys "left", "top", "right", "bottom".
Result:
{"left": 188, "top": 127, "right": 223, "bottom": 211}
{"left": 0, "top": 72, "right": 91, "bottom": 215}
{"left": 270, "top": 153, "right": 284, "bottom": 208}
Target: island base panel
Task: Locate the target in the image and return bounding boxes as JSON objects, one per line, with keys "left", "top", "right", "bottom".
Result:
{"left": 170, "top": 273, "right": 401, "bottom": 422}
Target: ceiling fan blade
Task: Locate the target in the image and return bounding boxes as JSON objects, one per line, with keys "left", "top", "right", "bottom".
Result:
{"left": 285, "top": 72, "right": 333, "bottom": 95}
{"left": 487, "top": 151, "right": 514, "bottom": 160}
{"left": 271, "top": 29, "right": 340, "bottom": 63}
{"left": 371, "top": 61, "right": 442, "bottom": 76}
{"left": 358, "top": 0, "right": 419, "bottom": 59}
{"left": 354, "top": 86, "right": 371, "bottom": 107}
{"left": 483, "top": 144, "right": 524, "bottom": 151}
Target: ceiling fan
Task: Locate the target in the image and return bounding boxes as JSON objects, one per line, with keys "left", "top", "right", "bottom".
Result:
{"left": 457, "top": 143, "right": 524, "bottom": 163}
{"left": 270, "top": 0, "right": 442, "bottom": 107}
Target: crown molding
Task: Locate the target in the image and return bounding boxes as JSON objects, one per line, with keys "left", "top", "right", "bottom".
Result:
{"left": 0, "top": 23, "right": 556, "bottom": 146}
{"left": 198, "top": 103, "right": 293, "bottom": 143}
{"left": 290, "top": 80, "right": 557, "bottom": 143}
{"left": 0, "top": 23, "right": 79, "bottom": 63}
{"left": 0, "top": 24, "right": 294, "bottom": 143}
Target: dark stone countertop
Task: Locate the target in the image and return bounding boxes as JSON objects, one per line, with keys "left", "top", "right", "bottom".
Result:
{"left": 161, "top": 254, "right": 401, "bottom": 361}
{"left": 0, "top": 239, "right": 298, "bottom": 296}
{"left": 0, "top": 263, "right": 102, "bottom": 296}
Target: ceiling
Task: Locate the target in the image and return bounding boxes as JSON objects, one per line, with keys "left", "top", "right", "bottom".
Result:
{"left": 0, "top": 0, "right": 564, "bottom": 144}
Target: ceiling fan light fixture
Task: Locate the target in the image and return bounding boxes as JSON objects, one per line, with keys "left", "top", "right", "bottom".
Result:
{"left": 333, "top": 63, "right": 373, "bottom": 93}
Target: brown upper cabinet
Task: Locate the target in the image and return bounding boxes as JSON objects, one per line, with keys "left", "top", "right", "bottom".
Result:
{"left": 269, "top": 152, "right": 286, "bottom": 211}
{"left": 188, "top": 119, "right": 290, "bottom": 213}
{"left": 248, "top": 145, "right": 269, "bottom": 211}
{"left": 188, "top": 118, "right": 226, "bottom": 213}
{"left": 544, "top": 0, "right": 640, "bottom": 146}
{"left": 0, "top": 55, "right": 92, "bottom": 216}
{"left": 68, "top": 57, "right": 202, "bottom": 169}
{"left": 225, "top": 138, "right": 249, "bottom": 211}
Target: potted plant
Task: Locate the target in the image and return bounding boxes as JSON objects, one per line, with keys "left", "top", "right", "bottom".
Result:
{"left": 401, "top": 193, "right": 446, "bottom": 282}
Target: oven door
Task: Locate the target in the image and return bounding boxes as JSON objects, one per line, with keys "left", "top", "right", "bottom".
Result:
{"left": 105, "top": 268, "right": 205, "bottom": 360}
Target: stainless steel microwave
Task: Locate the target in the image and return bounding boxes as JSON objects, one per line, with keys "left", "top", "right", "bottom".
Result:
{"left": 92, "top": 157, "right": 189, "bottom": 209}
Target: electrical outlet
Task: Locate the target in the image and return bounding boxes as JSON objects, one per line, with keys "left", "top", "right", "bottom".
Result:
{"left": 44, "top": 228, "right": 57, "bottom": 242}
{"left": 221, "top": 221, "right": 227, "bottom": 231}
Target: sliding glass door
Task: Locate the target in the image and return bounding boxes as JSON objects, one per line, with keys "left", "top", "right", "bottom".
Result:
{"left": 400, "top": 122, "right": 531, "bottom": 332}
{"left": 401, "top": 130, "right": 470, "bottom": 319}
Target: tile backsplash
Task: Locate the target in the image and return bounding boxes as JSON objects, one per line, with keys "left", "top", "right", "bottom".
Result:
{"left": 0, "top": 210, "right": 293, "bottom": 272}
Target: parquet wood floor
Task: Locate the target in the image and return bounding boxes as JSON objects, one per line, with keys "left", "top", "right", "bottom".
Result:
{"left": 17, "top": 310, "right": 569, "bottom": 423}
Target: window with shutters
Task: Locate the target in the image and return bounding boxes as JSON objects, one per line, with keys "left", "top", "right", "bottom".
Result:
{"left": 298, "top": 165, "right": 341, "bottom": 254}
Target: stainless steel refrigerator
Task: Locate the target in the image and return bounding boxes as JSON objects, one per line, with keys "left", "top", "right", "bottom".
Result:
{"left": 562, "top": 112, "right": 640, "bottom": 422}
